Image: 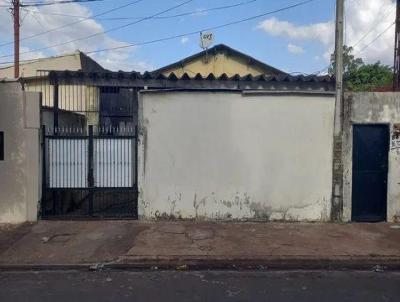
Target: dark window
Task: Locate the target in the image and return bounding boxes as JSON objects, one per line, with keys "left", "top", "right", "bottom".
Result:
{"left": 0, "top": 132, "right": 3, "bottom": 161}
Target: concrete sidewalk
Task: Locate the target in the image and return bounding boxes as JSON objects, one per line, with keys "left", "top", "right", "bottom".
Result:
{"left": 0, "top": 221, "right": 399, "bottom": 270}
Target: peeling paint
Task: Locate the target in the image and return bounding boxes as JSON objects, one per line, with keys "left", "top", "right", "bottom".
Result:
{"left": 138, "top": 91, "right": 335, "bottom": 221}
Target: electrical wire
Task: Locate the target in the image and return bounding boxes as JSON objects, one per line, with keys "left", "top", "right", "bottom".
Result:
{"left": 0, "top": 0, "right": 198, "bottom": 59}
{"left": 0, "top": 0, "right": 146, "bottom": 47}
{"left": 352, "top": 2, "right": 394, "bottom": 48}
{"left": 354, "top": 21, "right": 395, "bottom": 56}
{"left": 0, "top": 0, "right": 194, "bottom": 57}
{"left": 21, "top": 0, "right": 258, "bottom": 21}
{"left": 20, "top": 0, "right": 104, "bottom": 7}
{"left": 0, "top": 0, "right": 316, "bottom": 64}
{"left": 312, "top": 21, "right": 396, "bottom": 75}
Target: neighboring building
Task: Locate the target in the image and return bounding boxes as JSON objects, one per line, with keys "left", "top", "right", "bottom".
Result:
{"left": 153, "top": 44, "right": 286, "bottom": 78}
{"left": 0, "top": 50, "right": 104, "bottom": 79}
{"left": 0, "top": 51, "right": 105, "bottom": 128}
{"left": 342, "top": 92, "right": 400, "bottom": 223}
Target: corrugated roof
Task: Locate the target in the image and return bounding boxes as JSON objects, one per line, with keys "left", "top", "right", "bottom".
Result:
{"left": 43, "top": 70, "right": 334, "bottom": 93}
{"left": 48, "top": 70, "right": 334, "bottom": 83}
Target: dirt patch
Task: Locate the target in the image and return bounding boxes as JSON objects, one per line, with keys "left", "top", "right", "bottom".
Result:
{"left": 0, "top": 223, "right": 33, "bottom": 255}
{"left": 0, "top": 221, "right": 150, "bottom": 265}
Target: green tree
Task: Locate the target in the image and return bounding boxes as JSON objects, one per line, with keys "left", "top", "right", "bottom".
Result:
{"left": 329, "top": 45, "right": 393, "bottom": 91}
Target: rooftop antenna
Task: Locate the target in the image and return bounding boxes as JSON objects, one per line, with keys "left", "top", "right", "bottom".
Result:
{"left": 199, "top": 31, "right": 214, "bottom": 63}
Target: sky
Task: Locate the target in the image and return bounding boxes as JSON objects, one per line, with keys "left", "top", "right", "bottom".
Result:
{"left": 0, "top": 0, "right": 396, "bottom": 74}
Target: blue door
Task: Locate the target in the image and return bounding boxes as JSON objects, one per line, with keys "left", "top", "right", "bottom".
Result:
{"left": 352, "top": 125, "right": 389, "bottom": 222}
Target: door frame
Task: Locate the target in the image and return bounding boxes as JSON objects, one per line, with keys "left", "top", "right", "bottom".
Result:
{"left": 351, "top": 123, "right": 390, "bottom": 222}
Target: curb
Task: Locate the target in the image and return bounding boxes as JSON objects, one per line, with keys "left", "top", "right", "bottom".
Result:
{"left": 1, "top": 257, "right": 400, "bottom": 272}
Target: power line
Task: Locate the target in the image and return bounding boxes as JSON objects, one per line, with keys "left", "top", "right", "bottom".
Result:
{"left": 20, "top": 0, "right": 104, "bottom": 7}
{"left": 0, "top": 0, "right": 146, "bottom": 47}
{"left": 0, "top": 0, "right": 195, "bottom": 59}
{"left": 0, "top": 0, "right": 317, "bottom": 65}
{"left": 352, "top": 2, "right": 394, "bottom": 48}
{"left": 354, "top": 21, "right": 395, "bottom": 56}
{"left": 0, "top": 0, "right": 193, "bottom": 56}
{"left": 22, "top": 0, "right": 258, "bottom": 21}
{"left": 313, "top": 21, "right": 396, "bottom": 75}
{"left": 86, "top": 0, "right": 316, "bottom": 55}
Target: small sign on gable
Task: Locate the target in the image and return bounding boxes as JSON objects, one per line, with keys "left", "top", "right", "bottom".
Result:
{"left": 199, "top": 32, "right": 214, "bottom": 49}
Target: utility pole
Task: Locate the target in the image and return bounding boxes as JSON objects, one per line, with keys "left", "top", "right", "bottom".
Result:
{"left": 334, "top": 0, "right": 344, "bottom": 133}
{"left": 394, "top": 0, "right": 400, "bottom": 91}
{"left": 331, "top": 0, "right": 344, "bottom": 221}
{"left": 12, "top": 0, "right": 20, "bottom": 78}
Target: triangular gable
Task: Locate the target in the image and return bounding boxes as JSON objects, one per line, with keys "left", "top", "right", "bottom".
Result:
{"left": 153, "top": 44, "right": 286, "bottom": 78}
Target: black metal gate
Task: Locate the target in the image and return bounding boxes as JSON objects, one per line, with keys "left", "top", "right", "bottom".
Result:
{"left": 35, "top": 71, "right": 139, "bottom": 219}
{"left": 352, "top": 124, "right": 389, "bottom": 222}
{"left": 41, "top": 125, "right": 138, "bottom": 219}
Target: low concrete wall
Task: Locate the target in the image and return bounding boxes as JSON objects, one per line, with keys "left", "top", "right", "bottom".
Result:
{"left": 0, "top": 81, "right": 41, "bottom": 223}
{"left": 343, "top": 92, "right": 400, "bottom": 222}
{"left": 138, "top": 90, "right": 335, "bottom": 221}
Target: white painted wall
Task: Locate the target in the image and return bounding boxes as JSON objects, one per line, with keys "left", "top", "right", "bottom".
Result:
{"left": 138, "top": 91, "right": 335, "bottom": 221}
{"left": 343, "top": 92, "right": 400, "bottom": 223}
{"left": 0, "top": 81, "right": 41, "bottom": 223}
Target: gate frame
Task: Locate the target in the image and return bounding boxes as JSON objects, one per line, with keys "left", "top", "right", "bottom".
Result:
{"left": 40, "top": 124, "right": 139, "bottom": 219}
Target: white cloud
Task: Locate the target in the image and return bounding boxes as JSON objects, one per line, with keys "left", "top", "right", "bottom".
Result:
{"left": 257, "top": 0, "right": 396, "bottom": 65}
{"left": 192, "top": 7, "right": 208, "bottom": 17}
{"left": 287, "top": 43, "right": 304, "bottom": 54}
{"left": 0, "top": 0, "right": 152, "bottom": 71}
{"left": 258, "top": 18, "right": 334, "bottom": 46}
{"left": 19, "top": 47, "right": 46, "bottom": 61}
{"left": 180, "top": 37, "right": 189, "bottom": 45}
{"left": 93, "top": 50, "right": 154, "bottom": 72}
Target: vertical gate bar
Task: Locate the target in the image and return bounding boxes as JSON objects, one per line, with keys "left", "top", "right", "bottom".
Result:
{"left": 58, "top": 138, "right": 61, "bottom": 214}
{"left": 88, "top": 125, "right": 94, "bottom": 216}
{"left": 52, "top": 139, "right": 57, "bottom": 215}
{"left": 41, "top": 125, "right": 46, "bottom": 217}
{"left": 68, "top": 134, "right": 71, "bottom": 188}
{"left": 135, "top": 125, "right": 138, "bottom": 217}
{"left": 108, "top": 137, "right": 111, "bottom": 188}
{"left": 53, "top": 83, "right": 59, "bottom": 135}
{"left": 115, "top": 136, "right": 118, "bottom": 188}
{"left": 119, "top": 137, "right": 122, "bottom": 187}
{"left": 99, "top": 137, "right": 102, "bottom": 188}
{"left": 102, "top": 135, "right": 104, "bottom": 187}
{"left": 75, "top": 138, "right": 78, "bottom": 188}
{"left": 110, "top": 136, "right": 113, "bottom": 188}
{"left": 128, "top": 130, "right": 131, "bottom": 187}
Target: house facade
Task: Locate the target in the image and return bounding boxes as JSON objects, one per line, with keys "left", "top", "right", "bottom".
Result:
{"left": 1, "top": 45, "right": 399, "bottom": 223}
{"left": 33, "top": 70, "right": 335, "bottom": 221}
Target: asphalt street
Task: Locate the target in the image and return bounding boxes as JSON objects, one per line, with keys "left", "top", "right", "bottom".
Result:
{"left": 0, "top": 270, "right": 399, "bottom": 302}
